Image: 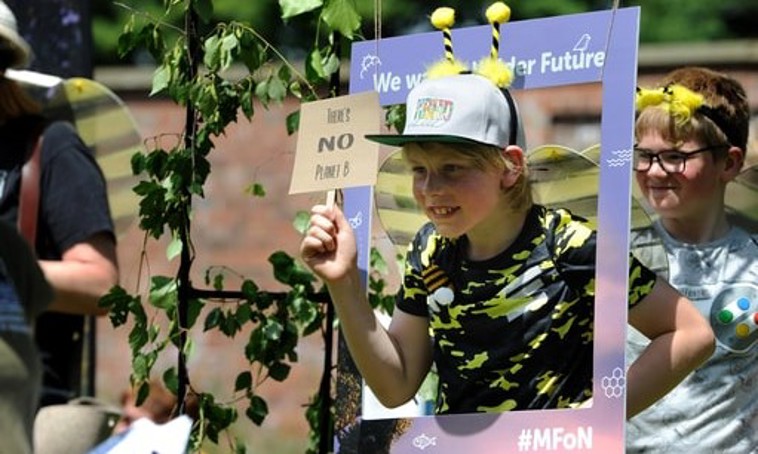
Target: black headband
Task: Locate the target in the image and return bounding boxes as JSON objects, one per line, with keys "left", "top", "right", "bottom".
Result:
{"left": 460, "top": 69, "right": 519, "bottom": 147}
{"left": 697, "top": 105, "right": 742, "bottom": 149}
{"left": 502, "top": 88, "right": 519, "bottom": 146}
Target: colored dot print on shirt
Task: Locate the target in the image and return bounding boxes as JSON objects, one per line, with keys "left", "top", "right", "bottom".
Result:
{"left": 735, "top": 324, "right": 751, "bottom": 339}
{"left": 717, "top": 310, "right": 733, "bottom": 324}
{"left": 710, "top": 285, "right": 758, "bottom": 353}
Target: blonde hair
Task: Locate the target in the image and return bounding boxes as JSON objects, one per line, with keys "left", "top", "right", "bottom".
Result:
{"left": 402, "top": 142, "right": 533, "bottom": 212}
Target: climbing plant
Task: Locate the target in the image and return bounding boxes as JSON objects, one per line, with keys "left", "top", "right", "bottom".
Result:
{"left": 99, "top": 0, "right": 367, "bottom": 452}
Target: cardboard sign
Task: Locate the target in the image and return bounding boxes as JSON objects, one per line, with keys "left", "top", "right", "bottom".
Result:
{"left": 289, "top": 91, "right": 381, "bottom": 194}
{"left": 338, "top": 7, "right": 641, "bottom": 453}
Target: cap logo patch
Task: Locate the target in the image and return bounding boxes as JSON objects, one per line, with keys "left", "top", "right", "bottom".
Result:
{"left": 410, "top": 97, "right": 454, "bottom": 127}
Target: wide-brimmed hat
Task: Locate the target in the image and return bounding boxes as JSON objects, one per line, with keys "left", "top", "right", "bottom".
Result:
{"left": 365, "top": 73, "right": 525, "bottom": 149}
{"left": 0, "top": 0, "right": 30, "bottom": 68}
{"left": 33, "top": 397, "right": 122, "bottom": 454}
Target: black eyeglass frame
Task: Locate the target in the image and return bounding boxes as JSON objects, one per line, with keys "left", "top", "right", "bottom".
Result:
{"left": 632, "top": 144, "right": 729, "bottom": 174}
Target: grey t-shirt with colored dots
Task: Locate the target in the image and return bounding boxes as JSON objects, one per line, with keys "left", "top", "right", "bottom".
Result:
{"left": 626, "top": 222, "right": 758, "bottom": 454}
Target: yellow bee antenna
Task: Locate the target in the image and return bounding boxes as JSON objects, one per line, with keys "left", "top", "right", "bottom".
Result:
{"left": 428, "top": 7, "right": 468, "bottom": 78}
{"left": 487, "top": 2, "right": 511, "bottom": 60}
{"left": 431, "top": 7, "right": 456, "bottom": 63}
{"left": 477, "top": 2, "right": 513, "bottom": 88}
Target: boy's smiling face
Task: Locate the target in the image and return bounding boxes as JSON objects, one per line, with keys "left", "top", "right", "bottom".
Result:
{"left": 635, "top": 131, "right": 728, "bottom": 223}
{"left": 405, "top": 143, "right": 507, "bottom": 240}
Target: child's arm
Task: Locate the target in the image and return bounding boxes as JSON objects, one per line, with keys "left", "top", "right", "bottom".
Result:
{"left": 300, "top": 204, "right": 434, "bottom": 407}
{"left": 626, "top": 277, "right": 715, "bottom": 418}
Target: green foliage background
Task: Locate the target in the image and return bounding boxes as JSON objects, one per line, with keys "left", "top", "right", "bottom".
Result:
{"left": 94, "top": 0, "right": 758, "bottom": 66}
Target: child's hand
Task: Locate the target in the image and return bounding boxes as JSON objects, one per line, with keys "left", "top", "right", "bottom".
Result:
{"left": 300, "top": 204, "right": 357, "bottom": 282}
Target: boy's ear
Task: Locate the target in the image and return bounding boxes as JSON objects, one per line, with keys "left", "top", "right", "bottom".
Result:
{"left": 720, "top": 146, "right": 745, "bottom": 181}
{"left": 501, "top": 145, "right": 525, "bottom": 188}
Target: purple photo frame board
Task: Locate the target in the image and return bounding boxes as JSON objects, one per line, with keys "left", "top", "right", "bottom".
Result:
{"left": 340, "top": 8, "right": 639, "bottom": 453}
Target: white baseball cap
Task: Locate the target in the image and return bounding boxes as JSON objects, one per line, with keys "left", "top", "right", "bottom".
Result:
{"left": 366, "top": 73, "right": 525, "bottom": 149}
{"left": 0, "top": 0, "right": 30, "bottom": 69}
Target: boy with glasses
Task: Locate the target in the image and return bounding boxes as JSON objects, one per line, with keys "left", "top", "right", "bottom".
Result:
{"left": 627, "top": 67, "right": 758, "bottom": 452}
{"left": 633, "top": 144, "right": 729, "bottom": 175}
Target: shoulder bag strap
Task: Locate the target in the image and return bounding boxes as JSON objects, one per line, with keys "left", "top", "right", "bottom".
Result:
{"left": 18, "top": 132, "right": 43, "bottom": 251}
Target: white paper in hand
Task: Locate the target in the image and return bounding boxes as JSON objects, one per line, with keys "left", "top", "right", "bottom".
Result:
{"left": 88, "top": 415, "right": 193, "bottom": 454}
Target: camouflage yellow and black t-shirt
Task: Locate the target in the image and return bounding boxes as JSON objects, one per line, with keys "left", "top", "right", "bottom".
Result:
{"left": 396, "top": 204, "right": 657, "bottom": 414}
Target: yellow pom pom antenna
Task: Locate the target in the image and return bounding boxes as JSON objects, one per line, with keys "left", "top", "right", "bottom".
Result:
{"left": 431, "top": 7, "right": 457, "bottom": 65}
{"left": 431, "top": 7, "right": 455, "bottom": 30}
{"left": 476, "top": 2, "right": 513, "bottom": 88}
{"left": 427, "top": 7, "right": 469, "bottom": 79}
{"left": 486, "top": 2, "right": 511, "bottom": 60}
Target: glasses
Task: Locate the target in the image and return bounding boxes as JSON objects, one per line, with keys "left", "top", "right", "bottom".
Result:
{"left": 632, "top": 145, "right": 727, "bottom": 174}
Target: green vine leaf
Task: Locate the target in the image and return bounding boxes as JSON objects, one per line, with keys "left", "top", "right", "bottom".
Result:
{"left": 322, "top": 51, "right": 340, "bottom": 76}
{"left": 235, "top": 303, "right": 252, "bottom": 325}
{"left": 245, "top": 395, "right": 269, "bottom": 425}
{"left": 117, "top": 16, "right": 136, "bottom": 58}
{"left": 263, "top": 318, "right": 283, "bottom": 340}
{"left": 322, "top": 0, "right": 361, "bottom": 39}
{"left": 238, "top": 31, "right": 265, "bottom": 74}
{"left": 151, "top": 64, "right": 171, "bottom": 96}
{"left": 269, "top": 362, "right": 291, "bottom": 381}
{"left": 100, "top": 286, "right": 139, "bottom": 327}
{"left": 136, "top": 380, "right": 150, "bottom": 406}
{"left": 187, "top": 298, "right": 204, "bottom": 329}
{"left": 204, "top": 307, "right": 223, "bottom": 332}
{"left": 285, "top": 110, "right": 300, "bottom": 135}
{"left": 163, "top": 367, "right": 179, "bottom": 394}
{"left": 150, "top": 276, "right": 178, "bottom": 310}
{"left": 254, "top": 78, "right": 270, "bottom": 107}
{"left": 245, "top": 182, "right": 266, "bottom": 197}
{"left": 203, "top": 34, "right": 221, "bottom": 69}
{"left": 148, "top": 323, "right": 160, "bottom": 343}
{"left": 166, "top": 235, "right": 182, "bottom": 261}
{"left": 306, "top": 48, "right": 328, "bottom": 82}
{"left": 292, "top": 210, "right": 310, "bottom": 234}
{"left": 269, "top": 251, "right": 315, "bottom": 288}
{"left": 221, "top": 311, "right": 242, "bottom": 337}
{"left": 212, "top": 272, "right": 224, "bottom": 291}
{"left": 279, "top": 0, "right": 323, "bottom": 20}
{"left": 132, "top": 350, "right": 158, "bottom": 382}
{"left": 128, "top": 320, "right": 149, "bottom": 353}
{"left": 234, "top": 371, "right": 252, "bottom": 392}
{"left": 267, "top": 75, "right": 287, "bottom": 103}
{"left": 386, "top": 104, "right": 406, "bottom": 133}
{"left": 241, "top": 279, "right": 259, "bottom": 299}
